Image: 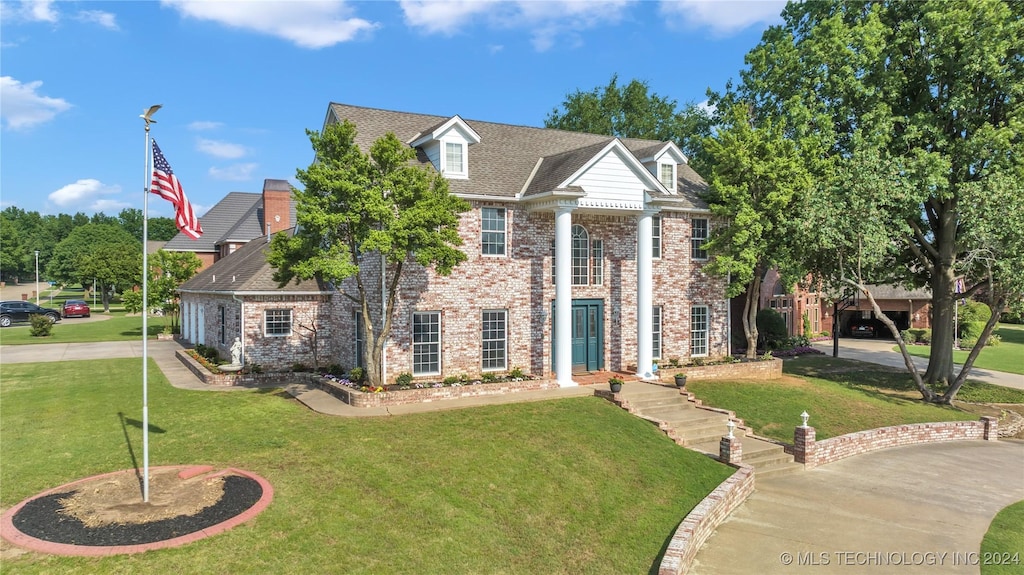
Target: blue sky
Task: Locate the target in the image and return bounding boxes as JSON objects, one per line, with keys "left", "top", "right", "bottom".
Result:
{"left": 1, "top": 0, "right": 785, "bottom": 220}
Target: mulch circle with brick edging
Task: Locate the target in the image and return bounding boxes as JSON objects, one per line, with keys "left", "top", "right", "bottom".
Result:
{"left": 0, "top": 466, "right": 273, "bottom": 556}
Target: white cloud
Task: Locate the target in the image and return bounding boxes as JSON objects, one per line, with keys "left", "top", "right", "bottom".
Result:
{"left": 48, "top": 179, "right": 122, "bottom": 207}
{"left": 188, "top": 120, "right": 224, "bottom": 131}
{"left": 74, "top": 10, "right": 119, "bottom": 30}
{"left": 0, "top": 76, "right": 72, "bottom": 130}
{"left": 5, "top": 0, "right": 59, "bottom": 23}
{"left": 399, "top": 0, "right": 632, "bottom": 51}
{"left": 196, "top": 138, "right": 247, "bottom": 159}
{"left": 209, "top": 163, "right": 259, "bottom": 181}
{"left": 161, "top": 0, "right": 378, "bottom": 49}
{"left": 658, "top": 0, "right": 786, "bottom": 36}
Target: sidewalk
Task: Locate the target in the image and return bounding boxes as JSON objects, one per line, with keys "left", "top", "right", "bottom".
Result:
{"left": 813, "top": 338, "right": 1024, "bottom": 390}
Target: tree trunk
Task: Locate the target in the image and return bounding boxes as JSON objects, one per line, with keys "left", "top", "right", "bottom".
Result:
{"left": 924, "top": 267, "right": 956, "bottom": 387}
{"left": 943, "top": 295, "right": 1007, "bottom": 403}
{"left": 742, "top": 272, "right": 762, "bottom": 359}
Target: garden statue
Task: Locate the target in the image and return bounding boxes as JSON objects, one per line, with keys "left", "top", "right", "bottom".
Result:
{"left": 230, "top": 337, "right": 242, "bottom": 365}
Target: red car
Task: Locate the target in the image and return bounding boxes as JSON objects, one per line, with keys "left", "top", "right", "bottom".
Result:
{"left": 62, "top": 299, "right": 91, "bottom": 318}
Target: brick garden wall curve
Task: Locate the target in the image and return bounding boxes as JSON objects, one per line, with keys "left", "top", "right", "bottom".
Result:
{"left": 657, "top": 465, "right": 755, "bottom": 575}
{"left": 659, "top": 358, "right": 782, "bottom": 382}
{"left": 790, "top": 417, "right": 999, "bottom": 469}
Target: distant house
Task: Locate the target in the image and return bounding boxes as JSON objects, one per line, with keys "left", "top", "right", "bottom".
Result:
{"left": 162, "top": 180, "right": 295, "bottom": 271}
{"left": 177, "top": 103, "right": 729, "bottom": 386}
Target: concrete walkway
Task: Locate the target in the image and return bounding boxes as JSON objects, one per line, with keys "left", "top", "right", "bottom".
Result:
{"left": 692, "top": 439, "right": 1024, "bottom": 574}
{"left": 814, "top": 338, "right": 1024, "bottom": 390}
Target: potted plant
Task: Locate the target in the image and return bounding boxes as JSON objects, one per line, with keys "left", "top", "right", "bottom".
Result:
{"left": 674, "top": 373, "right": 687, "bottom": 388}
{"left": 608, "top": 377, "right": 624, "bottom": 393}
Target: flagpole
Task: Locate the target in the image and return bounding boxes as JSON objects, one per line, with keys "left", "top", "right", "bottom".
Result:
{"left": 140, "top": 105, "right": 161, "bottom": 503}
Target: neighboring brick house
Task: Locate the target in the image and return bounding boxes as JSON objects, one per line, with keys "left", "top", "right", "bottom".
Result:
{"left": 177, "top": 103, "right": 729, "bottom": 386}
{"left": 163, "top": 179, "right": 295, "bottom": 271}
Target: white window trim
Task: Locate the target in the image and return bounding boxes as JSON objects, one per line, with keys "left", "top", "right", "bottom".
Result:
{"left": 691, "top": 305, "right": 709, "bottom": 357}
{"left": 264, "top": 308, "right": 292, "bottom": 337}
{"left": 691, "top": 218, "right": 709, "bottom": 261}
{"left": 481, "top": 309, "right": 508, "bottom": 372}
{"left": 443, "top": 141, "right": 468, "bottom": 179}
{"left": 481, "top": 207, "right": 507, "bottom": 257}
{"left": 652, "top": 305, "right": 662, "bottom": 360}
{"left": 659, "top": 163, "right": 676, "bottom": 191}
{"left": 652, "top": 216, "right": 662, "bottom": 259}
{"left": 412, "top": 311, "right": 442, "bottom": 376}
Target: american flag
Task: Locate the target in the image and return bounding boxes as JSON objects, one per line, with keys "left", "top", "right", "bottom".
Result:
{"left": 151, "top": 139, "right": 203, "bottom": 239}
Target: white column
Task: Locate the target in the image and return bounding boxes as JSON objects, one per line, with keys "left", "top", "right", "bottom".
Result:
{"left": 554, "top": 206, "right": 576, "bottom": 387}
{"left": 636, "top": 210, "right": 655, "bottom": 379}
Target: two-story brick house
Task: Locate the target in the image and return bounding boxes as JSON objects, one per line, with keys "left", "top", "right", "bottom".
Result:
{"left": 177, "top": 103, "right": 729, "bottom": 386}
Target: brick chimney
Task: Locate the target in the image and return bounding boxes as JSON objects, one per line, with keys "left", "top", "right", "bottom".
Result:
{"left": 262, "top": 179, "right": 292, "bottom": 235}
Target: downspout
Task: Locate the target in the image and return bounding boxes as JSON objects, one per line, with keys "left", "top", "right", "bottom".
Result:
{"left": 726, "top": 272, "right": 732, "bottom": 357}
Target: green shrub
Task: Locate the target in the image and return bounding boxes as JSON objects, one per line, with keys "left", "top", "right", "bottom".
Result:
{"left": 914, "top": 328, "right": 932, "bottom": 344}
{"left": 120, "top": 290, "right": 144, "bottom": 314}
{"left": 292, "top": 363, "right": 311, "bottom": 373}
{"left": 988, "top": 334, "right": 1002, "bottom": 346}
{"left": 326, "top": 364, "right": 346, "bottom": 377}
{"left": 395, "top": 372, "right": 413, "bottom": 386}
{"left": 458, "top": 373, "right": 470, "bottom": 383}
{"left": 509, "top": 366, "right": 526, "bottom": 379}
{"left": 481, "top": 372, "right": 498, "bottom": 383}
{"left": 28, "top": 314, "right": 53, "bottom": 337}
{"left": 194, "top": 343, "right": 221, "bottom": 364}
{"left": 802, "top": 311, "right": 812, "bottom": 337}
{"left": 443, "top": 376, "right": 459, "bottom": 385}
{"left": 756, "top": 309, "right": 788, "bottom": 350}
{"left": 349, "top": 367, "right": 364, "bottom": 383}
{"left": 901, "top": 329, "right": 917, "bottom": 344}
{"left": 963, "top": 320, "right": 987, "bottom": 341}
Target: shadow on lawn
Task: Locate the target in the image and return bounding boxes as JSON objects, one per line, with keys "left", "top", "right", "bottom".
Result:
{"left": 784, "top": 357, "right": 940, "bottom": 405}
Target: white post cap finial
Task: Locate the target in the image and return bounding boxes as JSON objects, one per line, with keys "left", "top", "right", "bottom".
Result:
{"left": 801, "top": 411, "right": 810, "bottom": 427}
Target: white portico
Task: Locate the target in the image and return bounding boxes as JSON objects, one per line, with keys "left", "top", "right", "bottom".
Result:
{"left": 522, "top": 139, "right": 685, "bottom": 386}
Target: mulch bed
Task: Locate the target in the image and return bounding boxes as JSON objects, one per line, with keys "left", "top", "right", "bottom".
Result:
{"left": 11, "top": 475, "right": 262, "bottom": 547}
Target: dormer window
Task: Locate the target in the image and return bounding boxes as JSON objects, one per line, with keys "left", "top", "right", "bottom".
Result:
{"left": 659, "top": 163, "right": 676, "bottom": 191}
{"left": 445, "top": 142, "right": 465, "bottom": 176}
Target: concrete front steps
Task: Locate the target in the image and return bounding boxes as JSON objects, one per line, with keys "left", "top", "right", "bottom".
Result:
{"left": 613, "top": 383, "right": 803, "bottom": 478}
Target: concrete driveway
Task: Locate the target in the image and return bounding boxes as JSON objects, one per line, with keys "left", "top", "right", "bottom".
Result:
{"left": 693, "top": 439, "right": 1024, "bottom": 574}
{"left": 814, "top": 338, "right": 1024, "bottom": 390}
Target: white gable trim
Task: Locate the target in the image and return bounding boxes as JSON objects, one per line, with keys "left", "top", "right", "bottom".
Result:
{"left": 639, "top": 142, "right": 688, "bottom": 165}
{"left": 408, "top": 115, "right": 482, "bottom": 148}
{"left": 560, "top": 140, "right": 667, "bottom": 194}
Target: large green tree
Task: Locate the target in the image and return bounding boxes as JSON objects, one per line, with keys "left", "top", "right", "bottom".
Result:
{"left": 268, "top": 121, "right": 470, "bottom": 387}
{"left": 149, "top": 249, "right": 202, "bottom": 330}
{"left": 700, "top": 103, "right": 812, "bottom": 357}
{"left": 545, "top": 74, "right": 715, "bottom": 171}
{"left": 736, "top": 0, "right": 1023, "bottom": 402}
{"left": 48, "top": 224, "right": 142, "bottom": 311}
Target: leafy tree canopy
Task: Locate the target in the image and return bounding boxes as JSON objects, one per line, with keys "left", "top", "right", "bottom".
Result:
{"left": 48, "top": 224, "right": 141, "bottom": 311}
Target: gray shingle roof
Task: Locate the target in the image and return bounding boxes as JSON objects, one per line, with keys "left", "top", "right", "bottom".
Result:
{"left": 178, "top": 229, "right": 328, "bottom": 294}
{"left": 164, "top": 192, "right": 262, "bottom": 252}
{"left": 328, "top": 103, "right": 709, "bottom": 209}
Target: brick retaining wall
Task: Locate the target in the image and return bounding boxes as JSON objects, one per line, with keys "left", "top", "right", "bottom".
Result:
{"left": 175, "top": 349, "right": 313, "bottom": 387}
{"left": 659, "top": 358, "right": 781, "bottom": 382}
{"left": 657, "top": 465, "right": 755, "bottom": 575}
{"left": 319, "top": 377, "right": 562, "bottom": 408}
{"left": 790, "top": 417, "right": 999, "bottom": 469}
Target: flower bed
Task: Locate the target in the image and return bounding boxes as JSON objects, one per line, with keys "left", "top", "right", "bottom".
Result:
{"left": 658, "top": 357, "right": 782, "bottom": 382}
{"left": 319, "top": 375, "right": 560, "bottom": 408}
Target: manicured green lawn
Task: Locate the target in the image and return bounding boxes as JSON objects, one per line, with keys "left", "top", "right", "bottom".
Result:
{"left": 686, "top": 356, "right": 1024, "bottom": 443}
{"left": 0, "top": 359, "right": 733, "bottom": 574}
{"left": 0, "top": 314, "right": 165, "bottom": 344}
{"left": 981, "top": 500, "right": 1024, "bottom": 575}
{"left": 901, "top": 323, "right": 1024, "bottom": 375}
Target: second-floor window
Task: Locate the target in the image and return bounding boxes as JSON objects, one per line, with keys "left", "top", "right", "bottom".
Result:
{"left": 481, "top": 207, "right": 506, "bottom": 255}
{"left": 659, "top": 163, "right": 675, "bottom": 190}
{"left": 691, "top": 218, "right": 708, "bottom": 260}
{"left": 445, "top": 142, "right": 464, "bottom": 175}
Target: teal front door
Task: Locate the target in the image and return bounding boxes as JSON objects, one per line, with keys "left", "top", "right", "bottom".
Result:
{"left": 554, "top": 299, "right": 604, "bottom": 373}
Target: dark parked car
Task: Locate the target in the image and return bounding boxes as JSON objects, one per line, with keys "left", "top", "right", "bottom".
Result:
{"left": 0, "top": 301, "right": 62, "bottom": 327}
{"left": 62, "top": 299, "right": 91, "bottom": 318}
{"left": 849, "top": 320, "right": 876, "bottom": 338}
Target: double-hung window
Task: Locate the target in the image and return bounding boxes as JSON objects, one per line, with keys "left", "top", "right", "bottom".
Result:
{"left": 445, "top": 142, "right": 464, "bottom": 175}
{"left": 691, "top": 305, "right": 708, "bottom": 356}
{"left": 659, "top": 164, "right": 675, "bottom": 191}
{"left": 218, "top": 305, "right": 225, "bottom": 344}
{"left": 481, "top": 309, "right": 507, "bottom": 371}
{"left": 412, "top": 311, "right": 441, "bottom": 375}
{"left": 481, "top": 207, "right": 506, "bottom": 256}
{"left": 652, "top": 306, "right": 663, "bottom": 359}
{"left": 265, "top": 309, "right": 292, "bottom": 337}
{"left": 652, "top": 216, "right": 662, "bottom": 258}
{"left": 691, "top": 218, "right": 708, "bottom": 260}
{"left": 591, "top": 240, "right": 603, "bottom": 286}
